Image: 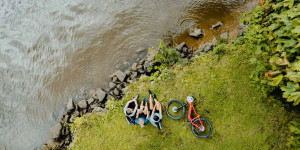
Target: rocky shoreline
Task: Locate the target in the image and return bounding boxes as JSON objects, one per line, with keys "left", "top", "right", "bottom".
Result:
{"left": 41, "top": 22, "right": 248, "bottom": 150}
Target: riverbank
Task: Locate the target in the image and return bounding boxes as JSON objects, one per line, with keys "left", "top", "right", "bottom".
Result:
{"left": 43, "top": 0, "right": 299, "bottom": 149}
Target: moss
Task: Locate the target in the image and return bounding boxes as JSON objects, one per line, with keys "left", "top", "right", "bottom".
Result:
{"left": 70, "top": 45, "right": 292, "bottom": 149}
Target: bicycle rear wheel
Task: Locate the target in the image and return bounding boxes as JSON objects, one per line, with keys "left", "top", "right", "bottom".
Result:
{"left": 166, "top": 99, "right": 185, "bottom": 120}
{"left": 191, "top": 118, "right": 212, "bottom": 138}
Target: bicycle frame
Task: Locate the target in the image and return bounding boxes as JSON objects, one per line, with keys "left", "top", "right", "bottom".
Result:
{"left": 187, "top": 102, "right": 204, "bottom": 130}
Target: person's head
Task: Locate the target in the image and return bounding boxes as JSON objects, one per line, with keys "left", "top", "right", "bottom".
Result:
{"left": 138, "top": 118, "right": 145, "bottom": 128}
{"left": 153, "top": 115, "right": 159, "bottom": 121}
{"left": 126, "top": 108, "right": 133, "bottom": 115}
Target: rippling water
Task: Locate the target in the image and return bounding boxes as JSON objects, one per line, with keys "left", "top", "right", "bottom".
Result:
{"left": 0, "top": 0, "right": 258, "bottom": 149}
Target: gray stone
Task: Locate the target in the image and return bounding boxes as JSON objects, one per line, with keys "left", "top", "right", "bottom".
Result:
{"left": 180, "top": 53, "right": 185, "bottom": 58}
{"left": 92, "top": 107, "right": 106, "bottom": 113}
{"left": 50, "top": 123, "right": 62, "bottom": 139}
{"left": 112, "top": 76, "right": 118, "bottom": 83}
{"left": 95, "top": 88, "right": 107, "bottom": 102}
{"left": 109, "top": 82, "right": 116, "bottom": 90}
{"left": 138, "top": 68, "right": 145, "bottom": 74}
{"left": 131, "top": 63, "right": 138, "bottom": 71}
{"left": 183, "top": 47, "right": 188, "bottom": 53}
{"left": 117, "top": 84, "right": 122, "bottom": 89}
{"left": 87, "top": 98, "right": 94, "bottom": 105}
{"left": 63, "top": 115, "right": 69, "bottom": 123}
{"left": 115, "top": 70, "right": 127, "bottom": 82}
{"left": 46, "top": 139, "right": 60, "bottom": 148}
{"left": 69, "top": 115, "right": 75, "bottom": 123}
{"left": 114, "top": 88, "right": 120, "bottom": 95}
{"left": 125, "top": 70, "right": 131, "bottom": 76}
{"left": 137, "top": 65, "right": 143, "bottom": 69}
{"left": 210, "top": 21, "right": 223, "bottom": 29}
{"left": 90, "top": 103, "right": 101, "bottom": 109}
{"left": 238, "top": 23, "right": 248, "bottom": 37}
{"left": 131, "top": 71, "right": 138, "bottom": 79}
{"left": 89, "top": 88, "right": 96, "bottom": 99}
{"left": 175, "top": 42, "right": 187, "bottom": 52}
{"left": 220, "top": 32, "right": 229, "bottom": 39}
{"left": 66, "top": 98, "right": 75, "bottom": 112}
{"left": 212, "top": 37, "right": 217, "bottom": 46}
{"left": 189, "top": 29, "right": 204, "bottom": 38}
{"left": 78, "top": 99, "right": 87, "bottom": 109}
{"left": 73, "top": 111, "right": 79, "bottom": 116}
{"left": 139, "top": 59, "right": 145, "bottom": 65}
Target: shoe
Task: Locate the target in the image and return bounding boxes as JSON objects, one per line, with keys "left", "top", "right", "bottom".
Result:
{"left": 148, "top": 90, "right": 152, "bottom": 95}
{"left": 152, "top": 94, "right": 156, "bottom": 99}
{"left": 136, "top": 94, "right": 140, "bottom": 99}
{"left": 142, "top": 97, "right": 146, "bottom": 102}
{"left": 144, "top": 98, "right": 148, "bottom": 103}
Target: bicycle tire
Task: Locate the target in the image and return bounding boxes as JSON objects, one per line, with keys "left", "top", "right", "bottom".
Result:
{"left": 191, "top": 118, "right": 212, "bottom": 138}
{"left": 166, "top": 99, "right": 185, "bottom": 120}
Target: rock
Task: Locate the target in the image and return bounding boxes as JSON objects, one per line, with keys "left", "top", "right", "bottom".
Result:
{"left": 50, "top": 123, "right": 62, "bottom": 139}
{"left": 113, "top": 88, "right": 120, "bottom": 95}
{"left": 138, "top": 69, "right": 145, "bottom": 74}
{"left": 46, "top": 139, "right": 60, "bottom": 148}
{"left": 180, "top": 53, "right": 185, "bottom": 58}
{"left": 210, "top": 21, "right": 223, "bottom": 29}
{"left": 116, "top": 84, "right": 122, "bottom": 89}
{"left": 125, "top": 70, "right": 131, "bottom": 76}
{"left": 66, "top": 98, "right": 75, "bottom": 112}
{"left": 220, "top": 32, "right": 229, "bottom": 39}
{"left": 73, "top": 110, "right": 79, "bottom": 116}
{"left": 140, "top": 74, "right": 148, "bottom": 79}
{"left": 69, "top": 115, "right": 75, "bottom": 123}
{"left": 189, "top": 29, "right": 204, "bottom": 38}
{"left": 182, "top": 47, "right": 188, "bottom": 53}
{"left": 131, "top": 63, "right": 138, "bottom": 71}
{"left": 131, "top": 71, "right": 138, "bottom": 79}
{"left": 78, "top": 99, "right": 87, "bottom": 109}
{"left": 82, "top": 109, "right": 87, "bottom": 114}
{"left": 137, "top": 65, "right": 143, "bottom": 69}
{"left": 109, "top": 82, "right": 116, "bottom": 90}
{"left": 87, "top": 98, "right": 94, "bottom": 104}
{"left": 90, "top": 103, "right": 101, "bottom": 109}
{"left": 175, "top": 42, "right": 187, "bottom": 52}
{"left": 101, "top": 103, "right": 105, "bottom": 108}
{"left": 92, "top": 107, "right": 106, "bottom": 113}
{"left": 212, "top": 37, "right": 217, "bottom": 46}
{"left": 238, "top": 23, "right": 248, "bottom": 37}
{"left": 89, "top": 88, "right": 96, "bottom": 99}
{"left": 201, "top": 43, "right": 214, "bottom": 52}
{"left": 95, "top": 88, "right": 107, "bottom": 102}
{"left": 114, "top": 70, "right": 127, "bottom": 82}
{"left": 124, "top": 82, "right": 129, "bottom": 87}
{"left": 139, "top": 59, "right": 145, "bottom": 65}
{"left": 63, "top": 115, "right": 69, "bottom": 123}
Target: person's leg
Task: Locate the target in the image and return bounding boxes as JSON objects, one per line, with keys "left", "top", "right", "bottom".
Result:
{"left": 149, "top": 90, "right": 154, "bottom": 110}
{"left": 136, "top": 100, "right": 144, "bottom": 118}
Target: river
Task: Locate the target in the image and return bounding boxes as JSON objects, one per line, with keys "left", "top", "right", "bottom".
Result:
{"left": 0, "top": 0, "right": 258, "bottom": 149}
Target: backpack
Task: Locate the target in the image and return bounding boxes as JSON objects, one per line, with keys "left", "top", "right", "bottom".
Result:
{"left": 126, "top": 116, "right": 135, "bottom": 125}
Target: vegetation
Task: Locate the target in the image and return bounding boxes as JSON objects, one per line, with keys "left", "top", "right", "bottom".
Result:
{"left": 68, "top": 0, "right": 299, "bottom": 149}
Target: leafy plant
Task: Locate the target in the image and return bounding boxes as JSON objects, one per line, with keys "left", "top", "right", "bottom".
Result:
{"left": 155, "top": 40, "right": 181, "bottom": 66}
{"left": 287, "top": 119, "right": 300, "bottom": 148}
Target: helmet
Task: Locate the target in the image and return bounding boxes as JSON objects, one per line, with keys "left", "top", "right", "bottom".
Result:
{"left": 187, "top": 96, "right": 194, "bottom": 103}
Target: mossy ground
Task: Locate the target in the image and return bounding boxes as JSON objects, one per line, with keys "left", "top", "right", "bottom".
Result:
{"left": 70, "top": 44, "right": 292, "bottom": 150}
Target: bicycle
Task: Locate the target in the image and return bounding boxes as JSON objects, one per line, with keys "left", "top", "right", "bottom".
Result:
{"left": 166, "top": 96, "right": 212, "bottom": 138}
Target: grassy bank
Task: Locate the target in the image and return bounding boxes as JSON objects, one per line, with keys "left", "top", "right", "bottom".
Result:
{"left": 69, "top": 45, "right": 292, "bottom": 149}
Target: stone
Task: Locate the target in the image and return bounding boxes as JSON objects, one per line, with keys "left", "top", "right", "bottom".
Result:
{"left": 114, "top": 70, "right": 127, "bottom": 82}
{"left": 238, "top": 23, "right": 248, "bottom": 37}
{"left": 69, "top": 115, "right": 75, "bottom": 123}
{"left": 63, "top": 115, "right": 69, "bottom": 123}
{"left": 138, "top": 69, "right": 145, "bottom": 74}
{"left": 182, "top": 47, "right": 188, "bottom": 53}
{"left": 131, "top": 63, "right": 138, "bottom": 71}
{"left": 180, "top": 53, "right": 185, "bottom": 58}
{"left": 113, "top": 88, "right": 120, "bottom": 95}
{"left": 137, "top": 65, "right": 143, "bottom": 69}
{"left": 46, "top": 139, "right": 60, "bottom": 148}
{"left": 66, "top": 98, "right": 75, "bottom": 112}
{"left": 201, "top": 43, "right": 214, "bottom": 52}
{"left": 92, "top": 107, "right": 106, "bottom": 113}
{"left": 78, "top": 99, "right": 87, "bottom": 109}
{"left": 73, "top": 111, "right": 79, "bottom": 116}
{"left": 87, "top": 98, "right": 94, "bottom": 105}
{"left": 125, "top": 70, "right": 131, "bottom": 76}
{"left": 210, "top": 21, "right": 223, "bottom": 29}
{"left": 50, "top": 123, "right": 62, "bottom": 139}
{"left": 95, "top": 88, "right": 107, "bottom": 102}
{"left": 139, "top": 59, "right": 145, "bottom": 65}
{"left": 220, "top": 32, "right": 229, "bottom": 39}
{"left": 109, "top": 82, "right": 116, "bottom": 90}
{"left": 90, "top": 103, "right": 101, "bottom": 109}
{"left": 189, "top": 29, "right": 204, "bottom": 38}
{"left": 117, "top": 84, "right": 122, "bottom": 89}
{"left": 212, "top": 37, "right": 217, "bottom": 46}
{"left": 89, "top": 89, "right": 96, "bottom": 99}
{"left": 175, "top": 42, "right": 187, "bottom": 52}
{"left": 112, "top": 76, "right": 118, "bottom": 83}
{"left": 131, "top": 71, "right": 138, "bottom": 79}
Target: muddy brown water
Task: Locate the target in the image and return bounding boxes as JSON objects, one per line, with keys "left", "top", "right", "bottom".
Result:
{"left": 0, "top": 0, "right": 258, "bottom": 149}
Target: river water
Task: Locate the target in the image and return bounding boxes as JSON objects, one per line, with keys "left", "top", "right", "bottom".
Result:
{"left": 0, "top": 0, "right": 258, "bottom": 149}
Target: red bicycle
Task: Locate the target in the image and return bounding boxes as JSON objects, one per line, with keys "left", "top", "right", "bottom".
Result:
{"left": 166, "top": 96, "right": 212, "bottom": 138}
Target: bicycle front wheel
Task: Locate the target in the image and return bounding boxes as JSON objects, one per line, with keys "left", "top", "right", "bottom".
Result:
{"left": 166, "top": 99, "right": 185, "bottom": 120}
{"left": 191, "top": 118, "right": 212, "bottom": 138}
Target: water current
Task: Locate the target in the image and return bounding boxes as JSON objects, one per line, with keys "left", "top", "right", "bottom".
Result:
{"left": 0, "top": 0, "right": 258, "bottom": 149}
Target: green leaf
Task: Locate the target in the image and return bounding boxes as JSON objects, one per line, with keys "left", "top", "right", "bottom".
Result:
{"left": 269, "top": 56, "right": 282, "bottom": 65}
{"left": 270, "top": 74, "right": 283, "bottom": 86}
{"left": 292, "top": 61, "right": 300, "bottom": 71}
{"left": 281, "top": 82, "right": 299, "bottom": 98}
{"left": 283, "top": 0, "right": 294, "bottom": 8}
{"left": 291, "top": 26, "right": 300, "bottom": 36}
{"left": 285, "top": 71, "right": 300, "bottom": 82}
{"left": 287, "top": 92, "right": 300, "bottom": 106}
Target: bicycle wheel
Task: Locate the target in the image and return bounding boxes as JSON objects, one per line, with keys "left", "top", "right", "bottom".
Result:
{"left": 191, "top": 118, "right": 212, "bottom": 138}
{"left": 166, "top": 99, "right": 185, "bottom": 120}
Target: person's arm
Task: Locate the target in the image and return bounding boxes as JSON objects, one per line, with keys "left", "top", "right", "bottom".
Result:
{"left": 136, "top": 110, "right": 140, "bottom": 118}
{"left": 133, "top": 98, "right": 138, "bottom": 112}
{"left": 125, "top": 99, "right": 134, "bottom": 108}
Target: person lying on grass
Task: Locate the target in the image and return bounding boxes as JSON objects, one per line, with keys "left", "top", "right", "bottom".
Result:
{"left": 135, "top": 97, "right": 149, "bottom": 128}
{"left": 123, "top": 94, "right": 139, "bottom": 124}
{"left": 148, "top": 90, "right": 163, "bottom": 130}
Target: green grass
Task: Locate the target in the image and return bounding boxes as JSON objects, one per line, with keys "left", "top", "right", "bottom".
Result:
{"left": 69, "top": 45, "right": 291, "bottom": 150}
